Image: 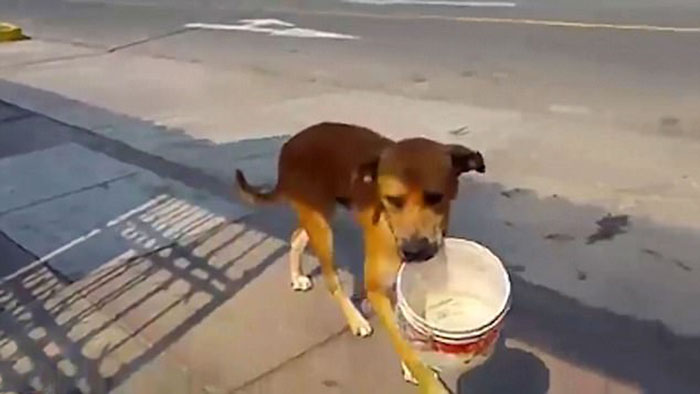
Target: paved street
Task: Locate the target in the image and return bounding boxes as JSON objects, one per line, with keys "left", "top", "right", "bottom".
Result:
{"left": 0, "top": 0, "right": 699, "bottom": 392}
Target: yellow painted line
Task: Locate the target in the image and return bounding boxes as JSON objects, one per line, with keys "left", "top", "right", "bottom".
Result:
{"left": 273, "top": 8, "right": 700, "bottom": 33}
{"left": 0, "top": 23, "right": 29, "bottom": 42}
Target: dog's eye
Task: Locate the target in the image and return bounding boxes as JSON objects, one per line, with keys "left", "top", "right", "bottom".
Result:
{"left": 424, "top": 192, "right": 444, "bottom": 206}
{"left": 384, "top": 196, "right": 405, "bottom": 209}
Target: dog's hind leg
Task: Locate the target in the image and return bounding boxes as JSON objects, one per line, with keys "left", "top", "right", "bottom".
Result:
{"left": 289, "top": 227, "right": 312, "bottom": 291}
{"left": 293, "top": 202, "right": 373, "bottom": 337}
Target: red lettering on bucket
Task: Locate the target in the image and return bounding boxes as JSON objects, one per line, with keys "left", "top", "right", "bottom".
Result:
{"left": 434, "top": 327, "right": 501, "bottom": 355}
{"left": 399, "top": 310, "right": 503, "bottom": 356}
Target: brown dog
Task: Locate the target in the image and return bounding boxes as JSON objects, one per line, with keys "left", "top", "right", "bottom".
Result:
{"left": 236, "top": 122, "right": 484, "bottom": 393}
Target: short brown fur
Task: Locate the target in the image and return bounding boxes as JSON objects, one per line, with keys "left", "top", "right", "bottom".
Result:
{"left": 236, "top": 122, "right": 484, "bottom": 394}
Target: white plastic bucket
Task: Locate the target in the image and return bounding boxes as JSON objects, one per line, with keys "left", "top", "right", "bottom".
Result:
{"left": 396, "top": 238, "right": 511, "bottom": 370}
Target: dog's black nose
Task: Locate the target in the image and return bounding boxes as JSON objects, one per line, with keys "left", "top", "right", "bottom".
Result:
{"left": 400, "top": 237, "right": 438, "bottom": 262}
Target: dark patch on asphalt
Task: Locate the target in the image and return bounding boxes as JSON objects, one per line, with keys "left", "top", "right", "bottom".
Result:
{"left": 660, "top": 116, "right": 679, "bottom": 127}
{"left": 410, "top": 73, "right": 428, "bottom": 83}
{"left": 504, "top": 220, "right": 514, "bottom": 227}
{"left": 448, "top": 125, "right": 470, "bottom": 136}
{"left": 642, "top": 248, "right": 663, "bottom": 258}
{"left": 672, "top": 259, "right": 692, "bottom": 272}
{"left": 586, "top": 214, "right": 630, "bottom": 244}
{"left": 642, "top": 248, "right": 692, "bottom": 272}
{"left": 500, "top": 188, "right": 528, "bottom": 198}
{"left": 460, "top": 70, "right": 475, "bottom": 78}
{"left": 322, "top": 379, "right": 339, "bottom": 388}
{"left": 659, "top": 116, "right": 683, "bottom": 136}
{"left": 576, "top": 270, "right": 588, "bottom": 281}
{"left": 544, "top": 233, "right": 575, "bottom": 242}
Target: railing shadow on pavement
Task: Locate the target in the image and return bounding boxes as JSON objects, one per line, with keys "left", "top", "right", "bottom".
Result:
{"left": 0, "top": 192, "right": 286, "bottom": 393}
{"left": 0, "top": 79, "right": 699, "bottom": 394}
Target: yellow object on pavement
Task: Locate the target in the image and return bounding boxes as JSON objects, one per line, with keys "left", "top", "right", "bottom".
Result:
{"left": 0, "top": 23, "right": 28, "bottom": 42}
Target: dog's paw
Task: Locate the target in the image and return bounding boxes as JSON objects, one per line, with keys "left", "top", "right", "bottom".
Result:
{"left": 402, "top": 363, "right": 441, "bottom": 388}
{"left": 349, "top": 315, "right": 373, "bottom": 337}
{"left": 291, "top": 275, "right": 313, "bottom": 292}
{"left": 354, "top": 324, "right": 373, "bottom": 337}
{"left": 401, "top": 362, "right": 419, "bottom": 385}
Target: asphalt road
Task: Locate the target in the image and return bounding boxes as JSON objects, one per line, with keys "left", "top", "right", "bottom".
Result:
{"left": 2, "top": 0, "right": 699, "bottom": 137}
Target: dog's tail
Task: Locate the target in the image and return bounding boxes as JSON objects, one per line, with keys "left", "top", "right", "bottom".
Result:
{"left": 235, "top": 169, "right": 281, "bottom": 205}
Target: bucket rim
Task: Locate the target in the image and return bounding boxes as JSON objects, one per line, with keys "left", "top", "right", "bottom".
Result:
{"left": 396, "top": 238, "right": 511, "bottom": 336}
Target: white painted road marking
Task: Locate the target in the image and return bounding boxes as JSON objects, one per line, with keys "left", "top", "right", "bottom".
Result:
{"left": 342, "top": 0, "right": 516, "bottom": 6}
{"left": 277, "top": 9, "right": 700, "bottom": 33}
{"left": 185, "top": 19, "right": 359, "bottom": 40}
{"left": 238, "top": 19, "right": 295, "bottom": 28}
{"left": 548, "top": 104, "right": 592, "bottom": 115}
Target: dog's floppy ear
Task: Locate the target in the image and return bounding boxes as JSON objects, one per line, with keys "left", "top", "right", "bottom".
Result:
{"left": 448, "top": 144, "right": 485, "bottom": 174}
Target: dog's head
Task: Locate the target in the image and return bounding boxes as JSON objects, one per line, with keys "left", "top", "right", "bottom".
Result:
{"left": 356, "top": 138, "right": 485, "bottom": 262}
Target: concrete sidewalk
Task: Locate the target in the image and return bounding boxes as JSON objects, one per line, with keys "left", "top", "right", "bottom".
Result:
{"left": 0, "top": 35, "right": 699, "bottom": 392}
{"left": 0, "top": 86, "right": 690, "bottom": 394}
{"left": 1, "top": 41, "right": 698, "bottom": 332}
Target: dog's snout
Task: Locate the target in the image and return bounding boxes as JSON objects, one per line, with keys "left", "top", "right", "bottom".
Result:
{"left": 400, "top": 237, "right": 438, "bottom": 262}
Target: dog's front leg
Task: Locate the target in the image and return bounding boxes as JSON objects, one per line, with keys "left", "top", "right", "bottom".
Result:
{"left": 366, "top": 285, "right": 450, "bottom": 394}
{"left": 358, "top": 207, "right": 450, "bottom": 394}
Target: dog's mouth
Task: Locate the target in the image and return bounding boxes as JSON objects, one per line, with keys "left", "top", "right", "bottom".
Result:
{"left": 381, "top": 209, "right": 442, "bottom": 263}
{"left": 399, "top": 237, "right": 440, "bottom": 263}
{"left": 401, "top": 252, "right": 436, "bottom": 263}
